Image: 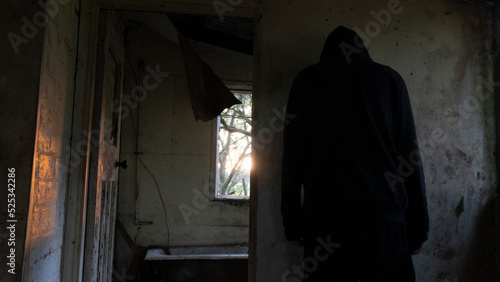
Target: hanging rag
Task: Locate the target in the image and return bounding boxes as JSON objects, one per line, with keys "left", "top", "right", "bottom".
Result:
{"left": 178, "top": 33, "right": 241, "bottom": 122}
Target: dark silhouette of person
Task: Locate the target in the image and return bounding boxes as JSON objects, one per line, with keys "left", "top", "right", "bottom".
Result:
{"left": 281, "top": 26, "right": 429, "bottom": 282}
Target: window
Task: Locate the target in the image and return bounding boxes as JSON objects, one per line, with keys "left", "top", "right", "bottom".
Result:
{"left": 212, "top": 82, "right": 252, "bottom": 200}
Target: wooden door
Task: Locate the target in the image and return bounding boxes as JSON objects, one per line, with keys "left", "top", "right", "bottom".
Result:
{"left": 83, "top": 10, "right": 125, "bottom": 282}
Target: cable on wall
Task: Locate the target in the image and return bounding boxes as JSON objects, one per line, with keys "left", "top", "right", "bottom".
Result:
{"left": 124, "top": 26, "right": 171, "bottom": 247}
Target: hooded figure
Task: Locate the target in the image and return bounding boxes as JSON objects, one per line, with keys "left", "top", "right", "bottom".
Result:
{"left": 281, "top": 26, "right": 429, "bottom": 282}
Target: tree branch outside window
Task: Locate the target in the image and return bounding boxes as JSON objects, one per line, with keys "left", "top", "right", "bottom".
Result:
{"left": 217, "top": 92, "right": 252, "bottom": 198}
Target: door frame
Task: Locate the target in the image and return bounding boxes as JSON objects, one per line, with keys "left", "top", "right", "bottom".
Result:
{"left": 62, "top": 1, "right": 260, "bottom": 282}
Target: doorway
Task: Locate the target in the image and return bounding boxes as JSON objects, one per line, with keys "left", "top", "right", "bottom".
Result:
{"left": 62, "top": 3, "right": 259, "bottom": 281}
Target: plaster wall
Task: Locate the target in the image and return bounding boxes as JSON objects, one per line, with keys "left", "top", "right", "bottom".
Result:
{"left": 0, "top": 1, "right": 46, "bottom": 281}
{"left": 1, "top": 0, "right": 496, "bottom": 281}
{"left": 254, "top": 0, "right": 496, "bottom": 281}
{"left": 116, "top": 24, "right": 252, "bottom": 273}
{"left": 19, "top": 0, "right": 79, "bottom": 281}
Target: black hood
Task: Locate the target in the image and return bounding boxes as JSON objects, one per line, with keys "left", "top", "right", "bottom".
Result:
{"left": 320, "top": 26, "right": 371, "bottom": 63}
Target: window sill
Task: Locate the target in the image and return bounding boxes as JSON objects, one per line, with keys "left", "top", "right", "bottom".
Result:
{"left": 213, "top": 195, "right": 250, "bottom": 202}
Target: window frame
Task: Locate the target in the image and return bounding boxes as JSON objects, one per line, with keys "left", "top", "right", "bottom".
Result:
{"left": 210, "top": 81, "right": 253, "bottom": 201}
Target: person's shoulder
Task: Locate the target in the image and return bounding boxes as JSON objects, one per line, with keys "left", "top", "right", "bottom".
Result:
{"left": 291, "top": 63, "right": 323, "bottom": 85}
{"left": 295, "top": 63, "right": 323, "bottom": 77}
{"left": 364, "top": 61, "right": 406, "bottom": 82}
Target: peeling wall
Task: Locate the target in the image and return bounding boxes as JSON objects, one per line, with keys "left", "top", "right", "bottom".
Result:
{"left": 255, "top": 0, "right": 496, "bottom": 281}
{"left": 115, "top": 23, "right": 252, "bottom": 273}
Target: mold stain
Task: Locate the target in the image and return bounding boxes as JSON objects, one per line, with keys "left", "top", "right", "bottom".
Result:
{"left": 444, "top": 165, "right": 455, "bottom": 178}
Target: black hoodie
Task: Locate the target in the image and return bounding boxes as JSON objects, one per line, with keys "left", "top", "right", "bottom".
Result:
{"left": 281, "top": 26, "right": 429, "bottom": 248}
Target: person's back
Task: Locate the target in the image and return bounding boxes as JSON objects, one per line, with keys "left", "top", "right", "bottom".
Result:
{"left": 281, "top": 26, "right": 429, "bottom": 282}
